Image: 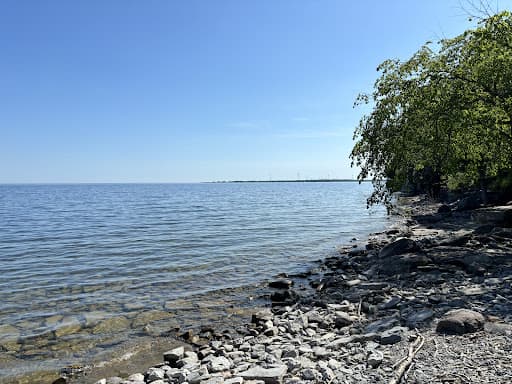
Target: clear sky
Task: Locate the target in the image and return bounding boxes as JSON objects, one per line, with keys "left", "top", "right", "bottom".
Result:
{"left": 0, "top": 0, "right": 508, "bottom": 183}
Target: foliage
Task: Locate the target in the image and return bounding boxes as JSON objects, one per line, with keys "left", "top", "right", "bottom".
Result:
{"left": 351, "top": 11, "right": 512, "bottom": 207}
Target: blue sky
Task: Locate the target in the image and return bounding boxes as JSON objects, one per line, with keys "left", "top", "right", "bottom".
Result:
{"left": 0, "top": 0, "right": 506, "bottom": 183}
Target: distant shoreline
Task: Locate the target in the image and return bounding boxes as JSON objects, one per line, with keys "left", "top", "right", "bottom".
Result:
{"left": 211, "top": 179, "right": 369, "bottom": 183}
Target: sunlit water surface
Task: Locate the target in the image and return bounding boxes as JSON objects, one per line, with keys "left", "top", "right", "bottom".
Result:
{"left": 0, "top": 182, "right": 389, "bottom": 381}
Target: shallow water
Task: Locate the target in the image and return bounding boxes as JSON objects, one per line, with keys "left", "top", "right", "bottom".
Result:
{"left": 0, "top": 182, "right": 388, "bottom": 381}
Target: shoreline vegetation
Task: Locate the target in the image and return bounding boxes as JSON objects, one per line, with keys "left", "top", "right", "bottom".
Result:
{"left": 53, "top": 194, "right": 512, "bottom": 384}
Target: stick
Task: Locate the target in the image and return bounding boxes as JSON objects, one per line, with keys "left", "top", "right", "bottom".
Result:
{"left": 388, "top": 333, "right": 425, "bottom": 384}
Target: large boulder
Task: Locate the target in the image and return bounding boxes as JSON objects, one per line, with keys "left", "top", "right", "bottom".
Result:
{"left": 436, "top": 309, "right": 485, "bottom": 334}
{"left": 379, "top": 238, "right": 419, "bottom": 259}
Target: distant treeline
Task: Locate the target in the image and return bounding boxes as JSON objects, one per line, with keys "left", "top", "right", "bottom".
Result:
{"left": 351, "top": 11, "right": 512, "bottom": 207}
{"left": 212, "top": 179, "right": 369, "bottom": 183}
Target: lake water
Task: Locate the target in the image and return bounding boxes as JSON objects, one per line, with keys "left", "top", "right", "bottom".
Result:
{"left": 0, "top": 182, "right": 389, "bottom": 381}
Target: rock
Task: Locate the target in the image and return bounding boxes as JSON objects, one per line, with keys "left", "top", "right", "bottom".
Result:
{"left": 127, "top": 373, "right": 145, "bottom": 382}
{"left": 91, "top": 316, "right": 130, "bottom": 335}
{"left": 378, "top": 253, "right": 432, "bottom": 275}
{"left": 438, "top": 204, "right": 451, "bottom": 213}
{"left": 200, "top": 377, "right": 224, "bottom": 384}
{"left": 301, "top": 368, "right": 321, "bottom": 381}
{"left": 455, "top": 195, "right": 482, "bottom": 211}
{"left": 378, "top": 296, "right": 401, "bottom": 310}
{"left": 270, "top": 290, "right": 299, "bottom": 305}
{"left": 163, "top": 346, "right": 185, "bottom": 366}
{"left": 380, "top": 326, "right": 407, "bottom": 345}
{"left": 334, "top": 312, "right": 354, "bottom": 328}
{"left": 239, "top": 365, "right": 287, "bottom": 384}
{"left": 365, "top": 316, "right": 399, "bottom": 334}
{"left": 484, "top": 322, "right": 512, "bottom": 335}
{"left": 251, "top": 310, "right": 273, "bottom": 324}
{"left": 55, "top": 317, "right": 82, "bottom": 338}
{"left": 145, "top": 367, "right": 165, "bottom": 382}
{"left": 106, "top": 378, "right": 123, "bottom": 384}
{"left": 367, "top": 351, "right": 383, "bottom": 368}
{"left": 224, "top": 378, "right": 244, "bottom": 384}
{"left": 206, "top": 356, "right": 232, "bottom": 372}
{"left": 379, "top": 238, "right": 419, "bottom": 259}
{"left": 269, "top": 279, "right": 294, "bottom": 289}
{"left": 406, "top": 309, "right": 434, "bottom": 328}
{"left": 94, "top": 380, "right": 106, "bottom": 384}
{"left": 436, "top": 309, "right": 485, "bottom": 334}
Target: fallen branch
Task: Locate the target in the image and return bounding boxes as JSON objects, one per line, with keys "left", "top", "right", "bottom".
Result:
{"left": 388, "top": 332, "right": 425, "bottom": 384}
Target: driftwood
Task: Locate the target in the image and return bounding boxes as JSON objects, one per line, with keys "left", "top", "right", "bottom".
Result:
{"left": 389, "top": 333, "right": 425, "bottom": 384}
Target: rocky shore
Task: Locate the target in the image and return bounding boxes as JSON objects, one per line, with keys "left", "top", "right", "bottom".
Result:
{"left": 75, "top": 196, "right": 512, "bottom": 384}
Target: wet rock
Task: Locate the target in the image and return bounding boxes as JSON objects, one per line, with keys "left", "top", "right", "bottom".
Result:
{"left": 270, "top": 290, "right": 299, "bottom": 305}
{"left": 55, "top": 317, "right": 82, "bottom": 338}
{"left": 91, "top": 316, "right": 130, "bottom": 335}
{"left": 436, "top": 309, "right": 485, "bottom": 334}
{"left": 163, "top": 346, "right": 185, "bottom": 366}
{"left": 239, "top": 365, "right": 287, "bottom": 384}
{"left": 379, "top": 238, "right": 419, "bottom": 259}
{"left": 251, "top": 310, "right": 273, "bottom": 324}
{"left": 132, "top": 310, "right": 172, "bottom": 328}
{"left": 269, "top": 279, "right": 294, "bottom": 289}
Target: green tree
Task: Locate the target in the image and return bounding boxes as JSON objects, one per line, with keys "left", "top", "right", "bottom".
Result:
{"left": 351, "top": 11, "right": 512, "bottom": 207}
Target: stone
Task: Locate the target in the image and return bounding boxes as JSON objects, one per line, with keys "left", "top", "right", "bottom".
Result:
{"left": 301, "top": 368, "right": 321, "bottom": 381}
{"left": 239, "top": 365, "right": 287, "bottom": 384}
{"left": 207, "top": 356, "right": 232, "bottom": 372}
{"left": 406, "top": 309, "right": 434, "bottom": 328}
{"left": 127, "top": 373, "right": 145, "bottom": 382}
{"left": 94, "top": 380, "right": 106, "bottom": 384}
{"left": 251, "top": 310, "right": 273, "bottom": 324}
{"left": 164, "top": 346, "right": 185, "bottom": 365}
{"left": 200, "top": 377, "right": 224, "bottom": 384}
{"left": 380, "top": 326, "right": 407, "bottom": 345}
{"left": 269, "top": 279, "right": 294, "bottom": 289}
{"left": 334, "top": 312, "right": 354, "bottom": 328}
{"left": 270, "top": 290, "right": 299, "bottom": 305}
{"left": 145, "top": 367, "right": 165, "bottom": 382}
{"left": 379, "top": 238, "right": 419, "bottom": 259}
{"left": 54, "top": 317, "right": 82, "bottom": 338}
{"left": 367, "top": 351, "right": 383, "bottom": 368}
{"left": 364, "top": 316, "right": 399, "bottom": 334}
{"left": 225, "top": 378, "right": 244, "bottom": 384}
{"left": 438, "top": 204, "right": 451, "bottom": 213}
{"left": 106, "top": 378, "right": 124, "bottom": 384}
{"left": 378, "top": 296, "right": 401, "bottom": 310}
{"left": 91, "top": 316, "right": 130, "bottom": 335}
{"left": 436, "top": 309, "right": 485, "bottom": 334}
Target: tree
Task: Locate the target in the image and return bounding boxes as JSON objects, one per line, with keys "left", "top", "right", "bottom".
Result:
{"left": 351, "top": 11, "right": 512, "bottom": 207}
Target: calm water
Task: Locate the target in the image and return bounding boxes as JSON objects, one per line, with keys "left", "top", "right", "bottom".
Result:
{"left": 0, "top": 182, "right": 388, "bottom": 380}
